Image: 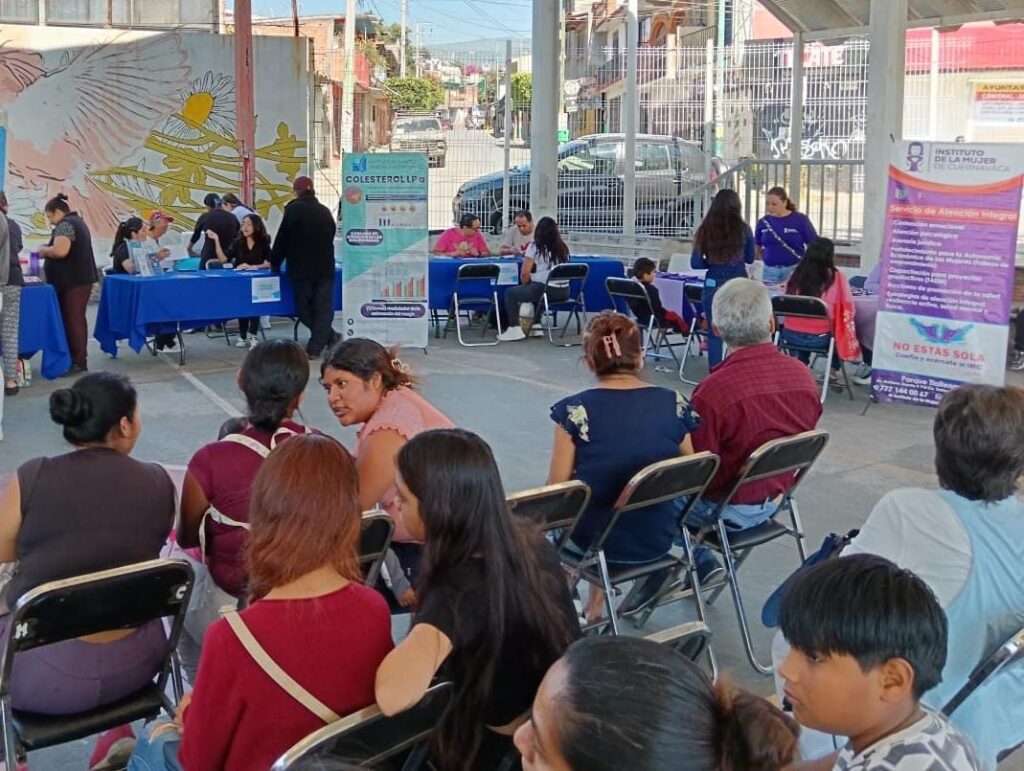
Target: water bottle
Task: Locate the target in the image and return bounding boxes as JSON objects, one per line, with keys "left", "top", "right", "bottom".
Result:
{"left": 29, "top": 251, "right": 40, "bottom": 277}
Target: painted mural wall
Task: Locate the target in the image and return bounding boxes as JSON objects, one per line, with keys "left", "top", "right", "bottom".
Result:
{"left": 0, "top": 27, "right": 308, "bottom": 241}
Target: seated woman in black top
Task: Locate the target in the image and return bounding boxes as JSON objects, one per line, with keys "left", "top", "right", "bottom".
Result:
{"left": 0, "top": 372, "right": 175, "bottom": 715}
{"left": 207, "top": 213, "right": 272, "bottom": 349}
{"left": 375, "top": 429, "right": 580, "bottom": 770}
{"left": 110, "top": 216, "right": 147, "bottom": 274}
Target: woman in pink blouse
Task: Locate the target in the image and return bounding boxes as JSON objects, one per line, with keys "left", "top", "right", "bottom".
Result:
{"left": 320, "top": 339, "right": 454, "bottom": 604}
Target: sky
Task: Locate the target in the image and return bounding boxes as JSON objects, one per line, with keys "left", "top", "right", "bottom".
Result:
{"left": 248, "top": 0, "right": 532, "bottom": 46}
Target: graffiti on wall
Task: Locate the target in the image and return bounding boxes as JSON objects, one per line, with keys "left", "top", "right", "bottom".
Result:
{"left": 0, "top": 31, "right": 307, "bottom": 238}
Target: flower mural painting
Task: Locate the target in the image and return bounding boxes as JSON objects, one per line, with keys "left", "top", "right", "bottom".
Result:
{"left": 0, "top": 29, "right": 309, "bottom": 238}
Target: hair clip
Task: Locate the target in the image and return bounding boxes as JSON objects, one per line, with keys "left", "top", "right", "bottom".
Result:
{"left": 602, "top": 334, "right": 622, "bottom": 359}
{"left": 391, "top": 358, "right": 410, "bottom": 374}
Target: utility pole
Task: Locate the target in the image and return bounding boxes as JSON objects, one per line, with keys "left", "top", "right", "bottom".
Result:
{"left": 413, "top": 23, "right": 431, "bottom": 77}
{"left": 234, "top": 0, "right": 256, "bottom": 203}
{"left": 341, "top": 0, "right": 357, "bottom": 154}
{"left": 400, "top": 0, "right": 408, "bottom": 77}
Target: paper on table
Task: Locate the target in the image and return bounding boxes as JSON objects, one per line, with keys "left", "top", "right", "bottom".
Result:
{"left": 251, "top": 276, "right": 281, "bottom": 304}
{"left": 498, "top": 263, "right": 519, "bottom": 285}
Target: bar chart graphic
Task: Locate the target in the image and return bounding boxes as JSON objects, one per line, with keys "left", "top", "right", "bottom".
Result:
{"left": 375, "top": 262, "right": 426, "bottom": 301}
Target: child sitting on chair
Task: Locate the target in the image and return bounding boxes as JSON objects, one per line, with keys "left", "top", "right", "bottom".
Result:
{"left": 778, "top": 554, "right": 982, "bottom": 771}
{"left": 629, "top": 258, "right": 688, "bottom": 334}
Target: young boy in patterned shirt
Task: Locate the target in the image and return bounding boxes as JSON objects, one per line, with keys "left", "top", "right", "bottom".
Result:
{"left": 778, "top": 554, "right": 982, "bottom": 771}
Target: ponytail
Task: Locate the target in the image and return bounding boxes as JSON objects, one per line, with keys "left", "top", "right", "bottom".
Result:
{"left": 715, "top": 681, "right": 799, "bottom": 771}
{"left": 111, "top": 216, "right": 145, "bottom": 257}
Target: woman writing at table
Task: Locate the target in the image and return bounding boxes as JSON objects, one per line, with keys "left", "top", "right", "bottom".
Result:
{"left": 38, "top": 194, "right": 98, "bottom": 375}
{"left": 207, "top": 214, "right": 272, "bottom": 349}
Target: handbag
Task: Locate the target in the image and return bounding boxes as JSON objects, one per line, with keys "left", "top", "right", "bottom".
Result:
{"left": 760, "top": 528, "right": 859, "bottom": 628}
{"left": 224, "top": 610, "right": 341, "bottom": 723}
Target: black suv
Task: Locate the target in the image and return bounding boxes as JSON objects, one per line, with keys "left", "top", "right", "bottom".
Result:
{"left": 452, "top": 134, "right": 723, "bottom": 234}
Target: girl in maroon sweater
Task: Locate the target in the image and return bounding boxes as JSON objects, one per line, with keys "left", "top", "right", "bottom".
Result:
{"left": 128, "top": 435, "right": 394, "bottom": 771}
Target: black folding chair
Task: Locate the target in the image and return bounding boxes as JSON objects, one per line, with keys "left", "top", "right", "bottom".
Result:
{"left": 942, "top": 622, "right": 1024, "bottom": 717}
{"left": 541, "top": 263, "right": 589, "bottom": 346}
{"left": 560, "top": 453, "right": 720, "bottom": 640}
{"left": 0, "top": 559, "right": 194, "bottom": 765}
{"left": 698, "top": 430, "right": 829, "bottom": 674}
{"left": 359, "top": 512, "right": 395, "bottom": 587}
{"left": 507, "top": 480, "right": 591, "bottom": 549}
{"left": 443, "top": 263, "right": 502, "bottom": 347}
{"left": 678, "top": 282, "right": 710, "bottom": 386}
{"left": 772, "top": 294, "right": 854, "bottom": 404}
{"left": 605, "top": 277, "right": 681, "bottom": 366}
{"left": 270, "top": 682, "right": 454, "bottom": 770}
{"left": 644, "top": 620, "right": 713, "bottom": 671}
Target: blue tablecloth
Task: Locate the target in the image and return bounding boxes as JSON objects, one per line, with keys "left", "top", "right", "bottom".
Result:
{"left": 428, "top": 256, "right": 624, "bottom": 312}
{"left": 94, "top": 269, "right": 343, "bottom": 356}
{"left": 17, "top": 283, "right": 71, "bottom": 379}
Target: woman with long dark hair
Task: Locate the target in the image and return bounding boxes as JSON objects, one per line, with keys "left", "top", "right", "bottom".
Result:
{"left": 690, "top": 189, "right": 755, "bottom": 366}
{"left": 514, "top": 636, "right": 799, "bottom": 771}
{"left": 498, "top": 215, "right": 571, "bottom": 341}
{"left": 110, "top": 216, "right": 147, "bottom": 274}
{"left": 781, "top": 237, "right": 855, "bottom": 379}
{"left": 38, "top": 193, "right": 98, "bottom": 375}
{"left": 375, "top": 429, "right": 580, "bottom": 769}
{"left": 207, "top": 213, "right": 272, "bottom": 348}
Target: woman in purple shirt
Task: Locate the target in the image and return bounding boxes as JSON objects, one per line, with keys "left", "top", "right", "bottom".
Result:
{"left": 754, "top": 186, "right": 817, "bottom": 285}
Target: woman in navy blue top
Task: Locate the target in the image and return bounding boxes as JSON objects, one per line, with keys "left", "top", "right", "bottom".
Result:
{"left": 754, "top": 186, "right": 817, "bottom": 286}
{"left": 548, "top": 311, "right": 700, "bottom": 622}
{"left": 691, "top": 189, "right": 755, "bottom": 368}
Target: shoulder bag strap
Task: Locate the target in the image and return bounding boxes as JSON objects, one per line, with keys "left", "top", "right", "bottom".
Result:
{"left": 762, "top": 218, "right": 803, "bottom": 262}
{"left": 221, "top": 433, "right": 273, "bottom": 458}
{"left": 223, "top": 611, "right": 341, "bottom": 724}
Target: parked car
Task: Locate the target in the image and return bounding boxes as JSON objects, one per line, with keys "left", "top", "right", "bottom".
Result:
{"left": 452, "top": 134, "right": 725, "bottom": 235}
{"left": 438, "top": 112, "right": 453, "bottom": 130}
{"left": 390, "top": 114, "right": 447, "bottom": 167}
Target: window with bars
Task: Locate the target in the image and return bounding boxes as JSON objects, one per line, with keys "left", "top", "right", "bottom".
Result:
{"left": 0, "top": 0, "right": 37, "bottom": 23}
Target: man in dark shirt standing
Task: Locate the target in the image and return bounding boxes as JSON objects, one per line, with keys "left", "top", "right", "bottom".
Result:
{"left": 271, "top": 176, "right": 338, "bottom": 359}
{"left": 189, "top": 193, "right": 239, "bottom": 269}
{"left": 683, "top": 278, "right": 822, "bottom": 582}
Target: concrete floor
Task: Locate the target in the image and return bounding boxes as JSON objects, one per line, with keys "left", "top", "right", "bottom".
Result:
{"left": 0, "top": 309, "right": 1020, "bottom": 769}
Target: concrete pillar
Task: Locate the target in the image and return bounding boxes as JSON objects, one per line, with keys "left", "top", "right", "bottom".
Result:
{"left": 234, "top": 0, "right": 256, "bottom": 203}
{"left": 530, "top": 0, "right": 560, "bottom": 219}
{"left": 861, "top": 0, "right": 906, "bottom": 271}
{"left": 622, "top": 0, "right": 639, "bottom": 235}
{"left": 789, "top": 32, "right": 804, "bottom": 205}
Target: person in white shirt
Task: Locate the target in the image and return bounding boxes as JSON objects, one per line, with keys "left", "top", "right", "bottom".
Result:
{"left": 221, "top": 193, "right": 254, "bottom": 224}
{"left": 500, "top": 210, "right": 534, "bottom": 256}
{"left": 498, "top": 216, "right": 571, "bottom": 341}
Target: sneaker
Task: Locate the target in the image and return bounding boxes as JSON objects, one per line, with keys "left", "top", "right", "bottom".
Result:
{"left": 89, "top": 725, "right": 135, "bottom": 770}
{"left": 497, "top": 327, "right": 526, "bottom": 342}
{"left": 528, "top": 327, "right": 545, "bottom": 338}
{"left": 1010, "top": 351, "right": 1024, "bottom": 371}
{"left": 852, "top": 364, "right": 872, "bottom": 386}
{"left": 249, "top": 336, "right": 259, "bottom": 350}
{"left": 695, "top": 549, "right": 725, "bottom": 588}
{"left": 235, "top": 338, "right": 249, "bottom": 348}
{"left": 619, "top": 567, "right": 672, "bottom": 614}
{"left": 159, "top": 341, "right": 179, "bottom": 353}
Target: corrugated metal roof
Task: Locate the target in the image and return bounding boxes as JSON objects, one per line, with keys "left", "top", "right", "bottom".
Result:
{"left": 759, "top": 0, "right": 1024, "bottom": 32}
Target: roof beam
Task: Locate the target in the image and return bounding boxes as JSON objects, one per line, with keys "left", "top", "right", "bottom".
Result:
{"left": 905, "top": 8, "right": 1024, "bottom": 26}
{"left": 757, "top": 0, "right": 807, "bottom": 32}
{"left": 801, "top": 24, "right": 871, "bottom": 40}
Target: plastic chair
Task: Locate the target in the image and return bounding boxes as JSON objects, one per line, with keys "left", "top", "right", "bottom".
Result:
{"left": 771, "top": 294, "right": 854, "bottom": 404}
{"left": 270, "top": 682, "right": 454, "bottom": 770}
{"left": 541, "top": 263, "right": 589, "bottom": 346}
{"left": 604, "top": 277, "right": 681, "bottom": 366}
{"left": 560, "top": 453, "right": 720, "bottom": 642}
{"left": 699, "top": 430, "right": 829, "bottom": 674}
{"left": 678, "top": 282, "right": 710, "bottom": 386}
{"left": 507, "top": 480, "right": 591, "bottom": 549}
{"left": 0, "top": 559, "right": 194, "bottom": 765}
{"left": 443, "top": 263, "right": 502, "bottom": 347}
{"left": 359, "top": 512, "right": 395, "bottom": 587}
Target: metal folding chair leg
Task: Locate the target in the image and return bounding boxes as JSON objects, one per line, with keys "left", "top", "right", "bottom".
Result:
{"left": 595, "top": 550, "right": 619, "bottom": 636}
{"left": 679, "top": 331, "right": 704, "bottom": 385}
{"left": 716, "top": 521, "right": 773, "bottom": 674}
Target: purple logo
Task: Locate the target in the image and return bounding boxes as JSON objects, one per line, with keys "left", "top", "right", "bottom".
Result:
{"left": 906, "top": 142, "right": 925, "bottom": 172}
{"left": 909, "top": 318, "right": 973, "bottom": 345}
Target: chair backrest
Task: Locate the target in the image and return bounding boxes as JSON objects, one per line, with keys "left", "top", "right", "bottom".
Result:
{"left": 548, "top": 262, "right": 589, "bottom": 289}
{"left": 645, "top": 621, "right": 712, "bottom": 663}
{"left": 359, "top": 512, "right": 395, "bottom": 587}
{"left": 771, "top": 294, "right": 829, "bottom": 321}
{"left": 271, "top": 682, "right": 455, "bottom": 770}
{"left": 507, "top": 480, "right": 591, "bottom": 537}
{"left": 605, "top": 277, "right": 650, "bottom": 318}
{"left": 943, "top": 621, "right": 1024, "bottom": 717}
{"left": 849, "top": 275, "right": 867, "bottom": 290}
{"left": 0, "top": 559, "right": 194, "bottom": 693}
{"left": 588, "top": 452, "right": 720, "bottom": 556}
{"left": 720, "top": 430, "right": 829, "bottom": 506}
{"left": 456, "top": 262, "right": 501, "bottom": 283}
{"left": 683, "top": 282, "right": 704, "bottom": 303}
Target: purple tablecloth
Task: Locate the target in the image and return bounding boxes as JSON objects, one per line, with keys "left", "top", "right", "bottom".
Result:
{"left": 854, "top": 293, "right": 878, "bottom": 352}
{"left": 653, "top": 273, "right": 703, "bottom": 323}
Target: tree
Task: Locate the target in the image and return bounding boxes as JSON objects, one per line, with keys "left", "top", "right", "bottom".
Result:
{"left": 386, "top": 77, "right": 444, "bottom": 111}
{"left": 511, "top": 72, "right": 532, "bottom": 109}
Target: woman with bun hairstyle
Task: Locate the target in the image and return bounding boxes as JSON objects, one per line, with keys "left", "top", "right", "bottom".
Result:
{"left": 547, "top": 311, "right": 699, "bottom": 621}
{"left": 0, "top": 372, "right": 175, "bottom": 715}
{"left": 320, "top": 338, "right": 454, "bottom": 605}
{"left": 176, "top": 339, "right": 312, "bottom": 680}
{"left": 755, "top": 186, "right": 817, "bottom": 286}
{"left": 514, "top": 636, "right": 799, "bottom": 771}
{"left": 110, "top": 216, "right": 147, "bottom": 274}
{"left": 38, "top": 193, "right": 98, "bottom": 375}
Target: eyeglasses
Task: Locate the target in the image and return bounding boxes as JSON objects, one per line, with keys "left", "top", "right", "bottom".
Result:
{"left": 470, "top": 225, "right": 481, "bottom": 231}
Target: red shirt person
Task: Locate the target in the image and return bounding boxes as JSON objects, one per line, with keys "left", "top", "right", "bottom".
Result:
{"left": 682, "top": 279, "right": 822, "bottom": 581}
